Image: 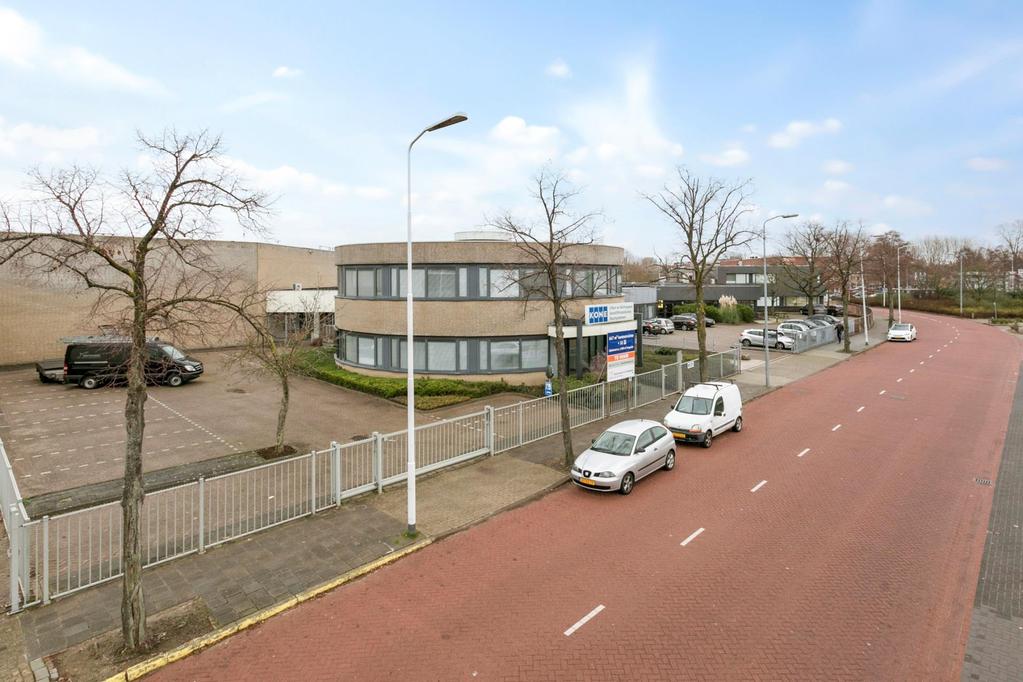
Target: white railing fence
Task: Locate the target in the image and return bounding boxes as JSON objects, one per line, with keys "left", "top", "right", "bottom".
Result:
{"left": 7, "top": 348, "right": 741, "bottom": 611}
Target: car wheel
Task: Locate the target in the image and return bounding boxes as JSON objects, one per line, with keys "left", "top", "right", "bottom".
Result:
{"left": 663, "top": 450, "right": 676, "bottom": 471}
{"left": 775, "top": 342, "right": 784, "bottom": 350}
{"left": 80, "top": 375, "right": 101, "bottom": 390}
{"left": 702, "top": 430, "right": 713, "bottom": 449}
{"left": 619, "top": 472, "right": 635, "bottom": 495}
{"left": 165, "top": 372, "right": 184, "bottom": 387}
{"left": 732, "top": 416, "right": 743, "bottom": 432}
{"left": 741, "top": 339, "right": 751, "bottom": 347}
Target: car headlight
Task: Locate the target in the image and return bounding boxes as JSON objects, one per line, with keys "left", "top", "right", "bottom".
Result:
{"left": 184, "top": 365, "right": 196, "bottom": 372}
{"left": 571, "top": 465, "right": 581, "bottom": 473}
{"left": 689, "top": 425, "right": 702, "bottom": 433}
{"left": 594, "top": 471, "right": 616, "bottom": 478}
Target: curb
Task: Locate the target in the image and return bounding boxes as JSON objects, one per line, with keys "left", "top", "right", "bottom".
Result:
{"left": 103, "top": 538, "right": 432, "bottom": 682}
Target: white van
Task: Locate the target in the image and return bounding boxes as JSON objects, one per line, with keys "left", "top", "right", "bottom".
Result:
{"left": 662, "top": 381, "right": 743, "bottom": 448}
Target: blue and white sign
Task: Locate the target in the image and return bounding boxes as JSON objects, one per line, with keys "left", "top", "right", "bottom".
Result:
{"left": 607, "top": 330, "right": 636, "bottom": 354}
{"left": 544, "top": 380, "right": 553, "bottom": 397}
{"left": 606, "top": 330, "right": 637, "bottom": 381}
{"left": 585, "top": 302, "right": 634, "bottom": 326}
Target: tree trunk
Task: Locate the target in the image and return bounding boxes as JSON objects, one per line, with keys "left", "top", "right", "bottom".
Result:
{"left": 694, "top": 279, "right": 707, "bottom": 381}
{"left": 841, "top": 286, "right": 851, "bottom": 353}
{"left": 275, "top": 373, "right": 289, "bottom": 455}
{"left": 887, "top": 276, "right": 895, "bottom": 328}
{"left": 121, "top": 295, "right": 148, "bottom": 651}
{"left": 552, "top": 303, "right": 574, "bottom": 467}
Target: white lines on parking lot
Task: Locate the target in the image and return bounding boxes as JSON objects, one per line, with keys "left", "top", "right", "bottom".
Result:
{"left": 564, "top": 604, "right": 605, "bottom": 637}
{"left": 149, "top": 396, "right": 238, "bottom": 452}
{"left": 680, "top": 527, "right": 705, "bottom": 546}
{"left": 750, "top": 480, "right": 767, "bottom": 493}
{"left": 879, "top": 390, "right": 886, "bottom": 395}
{"left": 798, "top": 448, "right": 810, "bottom": 458}
{"left": 857, "top": 406, "right": 865, "bottom": 413}
{"left": 832, "top": 424, "right": 842, "bottom": 432}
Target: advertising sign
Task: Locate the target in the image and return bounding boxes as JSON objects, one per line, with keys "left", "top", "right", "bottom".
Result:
{"left": 585, "top": 301, "right": 635, "bottom": 326}
{"left": 606, "top": 330, "right": 636, "bottom": 381}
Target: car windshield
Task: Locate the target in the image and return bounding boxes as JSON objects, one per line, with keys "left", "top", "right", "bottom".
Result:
{"left": 892, "top": 324, "right": 911, "bottom": 331}
{"left": 590, "top": 431, "right": 637, "bottom": 456}
{"left": 675, "top": 396, "right": 712, "bottom": 415}
{"left": 159, "top": 344, "right": 187, "bottom": 361}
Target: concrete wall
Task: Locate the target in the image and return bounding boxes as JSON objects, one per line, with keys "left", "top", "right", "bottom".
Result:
{"left": 0, "top": 239, "right": 334, "bottom": 366}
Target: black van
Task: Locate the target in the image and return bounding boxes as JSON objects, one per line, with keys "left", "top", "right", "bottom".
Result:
{"left": 63, "top": 337, "right": 204, "bottom": 389}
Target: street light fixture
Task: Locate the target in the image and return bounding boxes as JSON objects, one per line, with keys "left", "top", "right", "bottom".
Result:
{"left": 405, "top": 112, "right": 468, "bottom": 536}
{"left": 762, "top": 213, "right": 798, "bottom": 388}
{"left": 896, "top": 244, "right": 908, "bottom": 324}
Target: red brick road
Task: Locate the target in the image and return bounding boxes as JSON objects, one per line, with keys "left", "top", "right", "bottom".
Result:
{"left": 155, "top": 313, "right": 1021, "bottom": 681}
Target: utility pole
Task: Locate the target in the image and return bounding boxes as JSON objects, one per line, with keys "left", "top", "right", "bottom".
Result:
{"left": 860, "top": 248, "right": 869, "bottom": 346}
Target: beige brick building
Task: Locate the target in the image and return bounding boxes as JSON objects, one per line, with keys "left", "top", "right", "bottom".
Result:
{"left": 0, "top": 240, "right": 334, "bottom": 366}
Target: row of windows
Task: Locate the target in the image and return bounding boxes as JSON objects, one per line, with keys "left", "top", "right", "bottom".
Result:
{"left": 724, "top": 272, "right": 776, "bottom": 284}
{"left": 340, "top": 264, "right": 622, "bottom": 300}
{"left": 336, "top": 332, "right": 550, "bottom": 373}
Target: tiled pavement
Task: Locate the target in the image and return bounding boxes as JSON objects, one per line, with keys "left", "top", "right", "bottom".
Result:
{"left": 1, "top": 336, "right": 872, "bottom": 675}
{"left": 961, "top": 361, "right": 1023, "bottom": 681}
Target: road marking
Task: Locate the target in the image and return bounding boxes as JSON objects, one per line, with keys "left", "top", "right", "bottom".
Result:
{"left": 750, "top": 480, "right": 767, "bottom": 493}
{"left": 798, "top": 448, "right": 810, "bottom": 458}
{"left": 929, "top": 354, "right": 933, "bottom": 359}
{"left": 919, "top": 361, "right": 925, "bottom": 365}
{"left": 857, "top": 406, "right": 865, "bottom": 413}
{"left": 879, "top": 390, "right": 886, "bottom": 395}
{"left": 680, "top": 527, "right": 705, "bottom": 546}
{"left": 832, "top": 424, "right": 842, "bottom": 431}
{"left": 897, "top": 378, "right": 903, "bottom": 383}
{"left": 564, "top": 605, "right": 605, "bottom": 637}
{"left": 910, "top": 369, "right": 915, "bottom": 373}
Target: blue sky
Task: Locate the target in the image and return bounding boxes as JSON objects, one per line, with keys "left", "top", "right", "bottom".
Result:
{"left": 1, "top": 1, "right": 1021, "bottom": 255}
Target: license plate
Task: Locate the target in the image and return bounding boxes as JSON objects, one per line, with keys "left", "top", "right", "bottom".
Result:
{"left": 672, "top": 432, "right": 687, "bottom": 440}
{"left": 580, "top": 478, "right": 595, "bottom": 486}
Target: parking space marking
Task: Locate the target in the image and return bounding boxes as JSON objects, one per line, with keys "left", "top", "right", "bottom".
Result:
{"left": 750, "top": 480, "right": 767, "bottom": 493}
{"left": 857, "top": 406, "right": 865, "bottom": 413}
{"left": 680, "top": 527, "right": 705, "bottom": 546}
{"left": 879, "top": 390, "right": 886, "bottom": 395}
{"left": 832, "top": 424, "right": 842, "bottom": 432}
{"left": 798, "top": 448, "right": 810, "bottom": 458}
{"left": 564, "top": 604, "right": 605, "bottom": 637}
{"left": 148, "top": 396, "right": 239, "bottom": 452}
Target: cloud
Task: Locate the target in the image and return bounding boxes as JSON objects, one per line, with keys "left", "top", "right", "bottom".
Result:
{"left": 219, "top": 91, "right": 288, "bottom": 113}
{"left": 545, "top": 59, "right": 571, "bottom": 79}
{"left": 767, "top": 118, "right": 842, "bottom": 148}
{"left": 739, "top": 124, "right": 757, "bottom": 134}
{"left": 700, "top": 144, "right": 749, "bottom": 167}
{"left": 0, "top": 117, "right": 101, "bottom": 158}
{"left": 869, "top": 222, "right": 892, "bottom": 236}
{"left": 490, "top": 116, "right": 560, "bottom": 146}
{"left": 966, "top": 156, "right": 1008, "bottom": 171}
{"left": 822, "top": 159, "right": 853, "bottom": 174}
{"left": 823, "top": 179, "right": 851, "bottom": 192}
{"left": 353, "top": 186, "right": 391, "bottom": 200}
{"left": 272, "top": 65, "right": 303, "bottom": 79}
{"left": 882, "top": 194, "right": 932, "bottom": 216}
{"left": 0, "top": 7, "right": 165, "bottom": 95}
{"left": 922, "top": 42, "right": 1023, "bottom": 92}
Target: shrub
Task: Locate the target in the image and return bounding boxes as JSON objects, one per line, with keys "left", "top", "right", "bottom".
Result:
{"left": 702, "top": 305, "right": 723, "bottom": 322}
{"left": 654, "top": 346, "right": 675, "bottom": 356}
{"left": 736, "top": 304, "right": 755, "bottom": 323}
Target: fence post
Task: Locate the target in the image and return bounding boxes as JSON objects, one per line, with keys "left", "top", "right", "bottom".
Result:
{"left": 660, "top": 364, "right": 666, "bottom": 398}
{"left": 719, "top": 352, "right": 724, "bottom": 379}
{"left": 631, "top": 377, "right": 637, "bottom": 409}
{"left": 484, "top": 406, "right": 495, "bottom": 455}
{"left": 42, "top": 516, "right": 49, "bottom": 604}
{"left": 518, "top": 401, "right": 524, "bottom": 447}
{"left": 373, "top": 432, "right": 383, "bottom": 493}
{"left": 331, "top": 441, "right": 342, "bottom": 507}
{"left": 736, "top": 347, "right": 742, "bottom": 374}
{"left": 198, "top": 477, "right": 206, "bottom": 555}
{"left": 8, "top": 504, "right": 19, "bottom": 613}
{"left": 310, "top": 450, "right": 317, "bottom": 515}
{"left": 676, "top": 353, "right": 684, "bottom": 391}
{"left": 601, "top": 382, "right": 606, "bottom": 419}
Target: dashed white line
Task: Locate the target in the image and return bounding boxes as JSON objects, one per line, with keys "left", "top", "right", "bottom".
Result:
{"left": 919, "top": 361, "right": 925, "bottom": 365}
{"left": 798, "top": 448, "right": 810, "bottom": 458}
{"left": 879, "top": 390, "right": 886, "bottom": 395}
{"left": 857, "top": 406, "right": 865, "bottom": 413}
{"left": 564, "top": 605, "right": 605, "bottom": 637}
{"left": 832, "top": 424, "right": 842, "bottom": 432}
{"left": 929, "top": 354, "right": 934, "bottom": 359}
{"left": 910, "top": 369, "right": 915, "bottom": 373}
{"left": 750, "top": 480, "right": 768, "bottom": 493}
{"left": 680, "top": 527, "right": 705, "bottom": 546}
{"left": 897, "top": 378, "right": 903, "bottom": 383}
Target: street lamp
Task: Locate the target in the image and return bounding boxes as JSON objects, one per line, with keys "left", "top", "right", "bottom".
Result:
{"left": 762, "top": 213, "right": 798, "bottom": 387}
{"left": 959, "top": 251, "right": 964, "bottom": 317}
{"left": 859, "top": 248, "right": 869, "bottom": 346}
{"left": 406, "top": 112, "right": 468, "bottom": 536}
{"left": 896, "top": 244, "right": 908, "bottom": 324}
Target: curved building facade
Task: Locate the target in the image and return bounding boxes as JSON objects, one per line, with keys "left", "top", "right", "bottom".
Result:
{"left": 334, "top": 239, "right": 626, "bottom": 383}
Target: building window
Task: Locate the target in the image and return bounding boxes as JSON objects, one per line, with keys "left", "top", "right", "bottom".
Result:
{"left": 489, "top": 269, "right": 520, "bottom": 298}
{"left": 427, "top": 268, "right": 457, "bottom": 298}
{"left": 428, "top": 340, "right": 457, "bottom": 371}
{"left": 521, "top": 339, "right": 548, "bottom": 369}
{"left": 490, "top": 340, "right": 519, "bottom": 370}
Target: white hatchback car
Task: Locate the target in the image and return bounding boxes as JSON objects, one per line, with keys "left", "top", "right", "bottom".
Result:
{"left": 887, "top": 323, "right": 917, "bottom": 341}
{"left": 740, "top": 328, "right": 795, "bottom": 350}
{"left": 570, "top": 419, "right": 675, "bottom": 495}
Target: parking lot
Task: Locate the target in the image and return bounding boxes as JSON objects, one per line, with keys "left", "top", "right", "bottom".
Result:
{"left": 642, "top": 322, "right": 749, "bottom": 352}
{"left": 0, "top": 351, "right": 527, "bottom": 498}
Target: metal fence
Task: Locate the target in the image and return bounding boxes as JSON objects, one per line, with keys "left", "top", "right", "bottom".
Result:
{"left": 6, "top": 348, "right": 741, "bottom": 611}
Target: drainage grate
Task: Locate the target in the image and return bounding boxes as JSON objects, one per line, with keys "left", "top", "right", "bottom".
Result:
{"left": 975, "top": 477, "right": 992, "bottom": 486}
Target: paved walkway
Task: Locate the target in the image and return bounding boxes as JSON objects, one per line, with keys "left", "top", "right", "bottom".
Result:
{"left": 0, "top": 332, "right": 879, "bottom": 678}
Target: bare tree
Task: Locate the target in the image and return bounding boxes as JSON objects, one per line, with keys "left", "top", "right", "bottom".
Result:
{"left": 825, "top": 221, "right": 869, "bottom": 352}
{"left": 652, "top": 249, "right": 683, "bottom": 282}
{"left": 867, "top": 230, "right": 909, "bottom": 328}
{"left": 643, "top": 167, "right": 755, "bottom": 380}
{"left": 488, "top": 168, "right": 602, "bottom": 467}
{"left": 997, "top": 219, "right": 1023, "bottom": 292}
{"left": 0, "top": 130, "right": 269, "bottom": 651}
{"left": 779, "top": 220, "right": 830, "bottom": 315}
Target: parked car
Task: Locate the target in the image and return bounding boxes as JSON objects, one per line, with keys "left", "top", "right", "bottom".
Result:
{"left": 672, "top": 313, "right": 715, "bottom": 328}
{"left": 796, "top": 318, "right": 826, "bottom": 329}
{"left": 63, "top": 337, "right": 203, "bottom": 389}
{"left": 570, "top": 419, "right": 675, "bottom": 495}
{"left": 887, "top": 323, "right": 917, "bottom": 342}
{"left": 800, "top": 304, "right": 828, "bottom": 315}
{"left": 740, "top": 328, "right": 795, "bottom": 350}
{"left": 777, "top": 321, "right": 811, "bottom": 338}
{"left": 35, "top": 359, "right": 64, "bottom": 383}
{"left": 663, "top": 381, "right": 743, "bottom": 448}
{"left": 807, "top": 314, "right": 840, "bottom": 325}
{"left": 643, "top": 318, "right": 674, "bottom": 335}
{"left": 826, "top": 304, "right": 844, "bottom": 316}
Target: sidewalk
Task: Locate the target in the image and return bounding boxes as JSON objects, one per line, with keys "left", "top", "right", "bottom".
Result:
{"left": 2, "top": 335, "right": 880, "bottom": 679}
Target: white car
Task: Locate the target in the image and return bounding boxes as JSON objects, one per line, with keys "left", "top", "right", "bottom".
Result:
{"left": 570, "top": 419, "right": 675, "bottom": 495}
{"left": 777, "top": 321, "right": 810, "bottom": 338}
{"left": 663, "top": 381, "right": 743, "bottom": 448}
{"left": 739, "top": 328, "right": 795, "bottom": 350}
{"left": 887, "top": 323, "right": 917, "bottom": 342}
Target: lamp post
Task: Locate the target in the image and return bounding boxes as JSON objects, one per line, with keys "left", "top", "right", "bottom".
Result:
{"left": 959, "top": 251, "right": 964, "bottom": 317}
{"left": 405, "top": 112, "right": 468, "bottom": 536}
{"left": 859, "top": 248, "right": 869, "bottom": 346}
{"left": 896, "top": 244, "right": 907, "bottom": 324}
{"left": 761, "top": 213, "right": 798, "bottom": 387}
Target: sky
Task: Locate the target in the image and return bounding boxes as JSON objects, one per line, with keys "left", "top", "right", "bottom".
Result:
{"left": 1, "top": 1, "right": 1021, "bottom": 256}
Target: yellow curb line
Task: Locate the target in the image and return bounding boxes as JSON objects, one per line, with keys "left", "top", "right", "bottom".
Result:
{"left": 103, "top": 538, "right": 432, "bottom": 682}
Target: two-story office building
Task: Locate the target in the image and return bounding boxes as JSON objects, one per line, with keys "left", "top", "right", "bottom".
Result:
{"left": 334, "top": 233, "right": 629, "bottom": 383}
